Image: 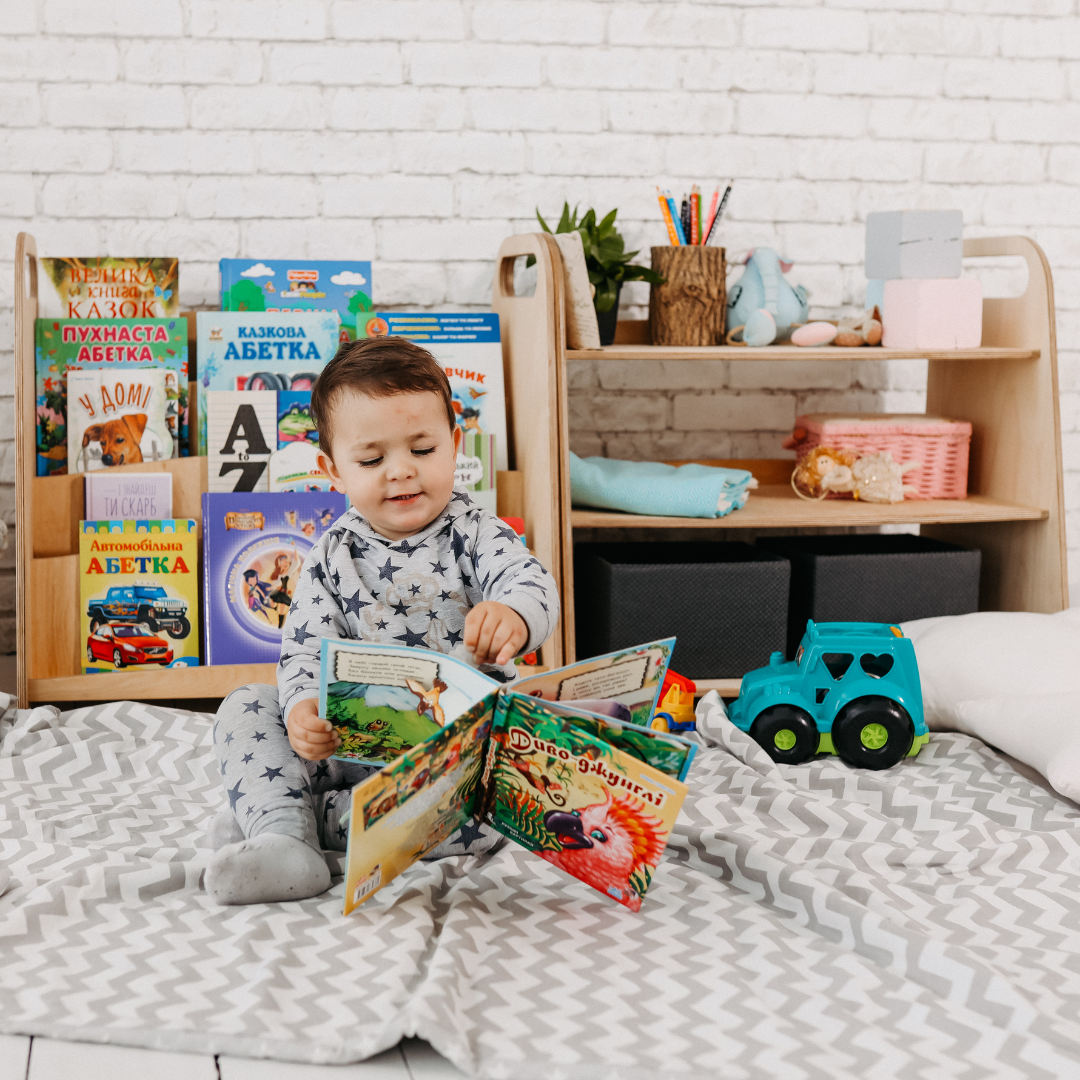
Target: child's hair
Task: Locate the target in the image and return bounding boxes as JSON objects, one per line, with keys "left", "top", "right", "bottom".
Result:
{"left": 311, "top": 336, "right": 456, "bottom": 457}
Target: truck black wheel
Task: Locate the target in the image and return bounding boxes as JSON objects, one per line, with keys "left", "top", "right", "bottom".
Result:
{"left": 167, "top": 616, "right": 191, "bottom": 640}
{"left": 89, "top": 610, "right": 104, "bottom": 629}
{"left": 831, "top": 696, "right": 914, "bottom": 771}
{"left": 749, "top": 705, "right": 819, "bottom": 765}
{"left": 137, "top": 607, "right": 159, "bottom": 632}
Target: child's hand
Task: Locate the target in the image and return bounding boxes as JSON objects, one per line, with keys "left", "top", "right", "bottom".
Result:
{"left": 464, "top": 602, "right": 528, "bottom": 666}
{"left": 287, "top": 698, "right": 340, "bottom": 761}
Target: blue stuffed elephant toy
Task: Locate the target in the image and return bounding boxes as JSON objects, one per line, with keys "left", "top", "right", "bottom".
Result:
{"left": 727, "top": 247, "right": 809, "bottom": 346}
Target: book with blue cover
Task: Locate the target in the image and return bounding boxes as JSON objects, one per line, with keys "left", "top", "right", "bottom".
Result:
{"left": 365, "top": 313, "right": 508, "bottom": 471}
{"left": 195, "top": 311, "right": 340, "bottom": 455}
{"left": 202, "top": 491, "right": 347, "bottom": 665}
{"left": 219, "top": 259, "right": 372, "bottom": 343}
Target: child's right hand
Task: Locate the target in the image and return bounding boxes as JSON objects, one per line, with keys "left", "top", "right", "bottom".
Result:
{"left": 287, "top": 698, "right": 341, "bottom": 761}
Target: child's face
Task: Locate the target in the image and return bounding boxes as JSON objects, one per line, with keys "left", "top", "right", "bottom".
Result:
{"left": 318, "top": 389, "right": 460, "bottom": 540}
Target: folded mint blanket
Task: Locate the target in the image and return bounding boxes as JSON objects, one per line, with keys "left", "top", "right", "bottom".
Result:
{"left": 569, "top": 453, "right": 754, "bottom": 518}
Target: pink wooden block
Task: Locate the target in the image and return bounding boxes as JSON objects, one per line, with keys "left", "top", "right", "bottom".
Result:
{"left": 882, "top": 278, "right": 982, "bottom": 350}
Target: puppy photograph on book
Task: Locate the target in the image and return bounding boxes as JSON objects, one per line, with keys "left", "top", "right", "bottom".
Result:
{"left": 66, "top": 368, "right": 172, "bottom": 473}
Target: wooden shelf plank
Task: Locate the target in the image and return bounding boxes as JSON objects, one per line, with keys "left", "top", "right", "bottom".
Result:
{"left": 29, "top": 662, "right": 278, "bottom": 703}
{"left": 570, "top": 487, "right": 1048, "bottom": 529}
{"left": 567, "top": 345, "right": 1040, "bottom": 362}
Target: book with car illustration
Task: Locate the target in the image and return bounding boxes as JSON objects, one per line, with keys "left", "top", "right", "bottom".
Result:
{"left": 321, "top": 637, "right": 694, "bottom": 915}
{"left": 80, "top": 519, "right": 200, "bottom": 673}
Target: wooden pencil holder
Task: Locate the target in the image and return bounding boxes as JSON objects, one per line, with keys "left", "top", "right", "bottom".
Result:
{"left": 648, "top": 246, "right": 727, "bottom": 346}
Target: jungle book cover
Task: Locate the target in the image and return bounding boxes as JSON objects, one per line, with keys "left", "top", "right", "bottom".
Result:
{"left": 320, "top": 638, "right": 694, "bottom": 915}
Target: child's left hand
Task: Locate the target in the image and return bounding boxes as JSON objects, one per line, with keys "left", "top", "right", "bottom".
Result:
{"left": 464, "top": 602, "right": 528, "bottom": 666}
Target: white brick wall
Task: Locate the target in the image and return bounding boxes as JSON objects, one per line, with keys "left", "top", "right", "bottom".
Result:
{"left": 2, "top": 0, "right": 1080, "bottom": 649}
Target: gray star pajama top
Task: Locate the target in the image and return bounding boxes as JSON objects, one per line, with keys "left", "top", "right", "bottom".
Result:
{"left": 212, "top": 489, "right": 561, "bottom": 855}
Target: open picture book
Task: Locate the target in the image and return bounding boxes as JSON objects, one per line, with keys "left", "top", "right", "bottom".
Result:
{"left": 319, "top": 637, "right": 694, "bottom": 915}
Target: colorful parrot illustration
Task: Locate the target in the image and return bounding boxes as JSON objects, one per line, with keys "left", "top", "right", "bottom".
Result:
{"left": 540, "top": 793, "right": 666, "bottom": 912}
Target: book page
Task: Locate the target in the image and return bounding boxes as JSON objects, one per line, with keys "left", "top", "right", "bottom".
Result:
{"left": 321, "top": 639, "right": 497, "bottom": 768}
{"left": 341, "top": 691, "right": 497, "bottom": 915}
{"left": 513, "top": 638, "right": 675, "bottom": 727}
{"left": 481, "top": 693, "right": 688, "bottom": 913}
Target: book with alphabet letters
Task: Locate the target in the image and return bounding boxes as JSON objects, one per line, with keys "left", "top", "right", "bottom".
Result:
{"left": 207, "top": 390, "right": 276, "bottom": 493}
{"left": 321, "top": 637, "right": 695, "bottom": 915}
{"left": 195, "top": 311, "right": 339, "bottom": 455}
{"left": 80, "top": 519, "right": 200, "bottom": 674}
{"left": 35, "top": 316, "right": 189, "bottom": 476}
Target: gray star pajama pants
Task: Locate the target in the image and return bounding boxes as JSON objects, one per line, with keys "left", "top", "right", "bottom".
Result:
{"left": 213, "top": 683, "right": 502, "bottom": 857}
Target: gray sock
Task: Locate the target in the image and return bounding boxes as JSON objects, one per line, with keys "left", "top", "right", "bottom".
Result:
{"left": 208, "top": 808, "right": 245, "bottom": 851}
{"left": 205, "top": 833, "right": 331, "bottom": 905}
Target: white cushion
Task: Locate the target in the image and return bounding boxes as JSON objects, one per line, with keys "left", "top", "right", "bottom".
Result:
{"left": 901, "top": 609, "right": 1080, "bottom": 801}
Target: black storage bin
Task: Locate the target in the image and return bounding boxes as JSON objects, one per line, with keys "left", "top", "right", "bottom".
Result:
{"left": 758, "top": 533, "right": 981, "bottom": 657}
{"left": 574, "top": 541, "right": 790, "bottom": 679}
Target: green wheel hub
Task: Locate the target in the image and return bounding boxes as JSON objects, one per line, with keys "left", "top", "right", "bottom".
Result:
{"left": 773, "top": 728, "right": 797, "bottom": 751}
{"left": 860, "top": 722, "right": 889, "bottom": 750}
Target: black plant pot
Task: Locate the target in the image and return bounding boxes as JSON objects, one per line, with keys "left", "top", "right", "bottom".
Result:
{"left": 594, "top": 282, "right": 622, "bottom": 346}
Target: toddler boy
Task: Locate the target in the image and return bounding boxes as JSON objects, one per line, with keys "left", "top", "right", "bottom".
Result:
{"left": 205, "top": 337, "right": 559, "bottom": 905}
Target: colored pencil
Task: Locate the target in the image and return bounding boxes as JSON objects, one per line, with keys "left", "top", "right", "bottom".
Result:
{"left": 701, "top": 187, "right": 720, "bottom": 246}
{"left": 665, "top": 191, "right": 687, "bottom": 245}
{"left": 690, "top": 186, "right": 700, "bottom": 245}
{"left": 656, "top": 187, "right": 680, "bottom": 245}
{"left": 703, "top": 183, "right": 732, "bottom": 246}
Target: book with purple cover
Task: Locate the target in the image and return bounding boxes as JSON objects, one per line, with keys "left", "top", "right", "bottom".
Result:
{"left": 202, "top": 491, "right": 347, "bottom": 665}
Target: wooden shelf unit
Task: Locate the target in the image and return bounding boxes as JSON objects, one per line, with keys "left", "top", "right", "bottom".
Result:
{"left": 493, "top": 232, "right": 1070, "bottom": 670}
{"left": 14, "top": 231, "right": 562, "bottom": 707}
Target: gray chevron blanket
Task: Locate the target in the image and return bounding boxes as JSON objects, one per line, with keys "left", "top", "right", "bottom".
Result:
{"left": 3, "top": 698, "right": 1080, "bottom": 1079}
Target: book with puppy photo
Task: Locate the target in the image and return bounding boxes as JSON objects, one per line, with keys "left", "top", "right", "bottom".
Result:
{"left": 67, "top": 368, "right": 173, "bottom": 473}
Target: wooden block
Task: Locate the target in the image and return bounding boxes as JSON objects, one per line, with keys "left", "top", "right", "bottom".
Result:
{"left": 29, "top": 554, "right": 79, "bottom": 679}
{"left": 28, "top": 1038, "right": 218, "bottom": 1080}
{"left": 883, "top": 278, "right": 982, "bottom": 350}
{"left": 865, "top": 210, "right": 963, "bottom": 279}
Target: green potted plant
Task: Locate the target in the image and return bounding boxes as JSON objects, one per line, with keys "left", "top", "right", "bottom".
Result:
{"left": 534, "top": 204, "right": 664, "bottom": 346}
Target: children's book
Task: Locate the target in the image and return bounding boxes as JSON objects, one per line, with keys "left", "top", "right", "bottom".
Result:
{"left": 39, "top": 258, "right": 179, "bottom": 320}
{"left": 195, "top": 311, "right": 340, "bottom": 455}
{"left": 85, "top": 473, "right": 173, "bottom": 520}
{"left": 268, "top": 441, "right": 333, "bottom": 492}
{"left": 220, "top": 259, "right": 372, "bottom": 344}
{"left": 202, "top": 492, "right": 347, "bottom": 665}
{"left": 277, "top": 390, "right": 318, "bottom": 446}
{"left": 322, "top": 637, "right": 692, "bottom": 914}
{"left": 455, "top": 432, "right": 496, "bottom": 514}
{"left": 35, "top": 317, "right": 189, "bottom": 476}
{"left": 67, "top": 368, "right": 173, "bottom": 473}
{"left": 366, "top": 313, "right": 508, "bottom": 471}
{"left": 80, "top": 519, "right": 200, "bottom": 673}
{"left": 207, "top": 390, "right": 276, "bottom": 493}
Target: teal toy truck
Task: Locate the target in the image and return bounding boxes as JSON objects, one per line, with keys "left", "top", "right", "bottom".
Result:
{"left": 729, "top": 621, "right": 928, "bottom": 770}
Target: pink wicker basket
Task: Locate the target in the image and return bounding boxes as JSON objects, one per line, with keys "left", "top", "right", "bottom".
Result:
{"left": 783, "top": 414, "right": 972, "bottom": 500}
